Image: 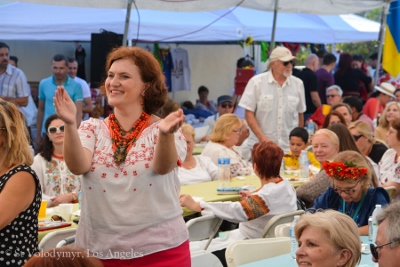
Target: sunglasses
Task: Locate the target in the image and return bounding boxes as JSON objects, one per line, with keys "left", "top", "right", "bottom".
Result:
{"left": 51, "top": 215, "right": 66, "bottom": 222}
{"left": 332, "top": 180, "right": 361, "bottom": 195}
{"left": 352, "top": 134, "right": 363, "bottom": 141}
{"left": 48, "top": 125, "right": 65, "bottom": 134}
{"left": 326, "top": 95, "right": 339, "bottom": 98}
{"left": 220, "top": 103, "right": 233, "bottom": 108}
{"left": 370, "top": 240, "right": 400, "bottom": 260}
{"left": 283, "top": 60, "right": 294, "bottom": 66}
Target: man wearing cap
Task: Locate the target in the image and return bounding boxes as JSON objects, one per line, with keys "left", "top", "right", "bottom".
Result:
{"left": 238, "top": 46, "right": 306, "bottom": 152}
{"left": 202, "top": 95, "right": 234, "bottom": 139}
{"left": 363, "top": 82, "right": 396, "bottom": 122}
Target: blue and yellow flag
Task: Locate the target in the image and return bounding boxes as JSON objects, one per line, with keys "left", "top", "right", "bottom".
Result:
{"left": 383, "top": 0, "right": 400, "bottom": 77}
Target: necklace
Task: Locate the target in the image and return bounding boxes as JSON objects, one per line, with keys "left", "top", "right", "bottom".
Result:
{"left": 108, "top": 112, "right": 151, "bottom": 165}
{"left": 52, "top": 153, "right": 64, "bottom": 160}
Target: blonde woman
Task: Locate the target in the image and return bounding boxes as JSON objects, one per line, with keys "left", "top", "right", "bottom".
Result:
{"left": 179, "top": 123, "right": 218, "bottom": 185}
{"left": 295, "top": 210, "right": 361, "bottom": 267}
{"left": 375, "top": 101, "right": 400, "bottom": 143}
{"left": 201, "top": 113, "right": 252, "bottom": 177}
{"left": 313, "top": 151, "right": 389, "bottom": 235}
{"left": 349, "top": 120, "right": 388, "bottom": 164}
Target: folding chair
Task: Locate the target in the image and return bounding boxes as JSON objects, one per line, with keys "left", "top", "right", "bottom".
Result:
{"left": 186, "top": 214, "right": 223, "bottom": 250}
{"left": 274, "top": 223, "right": 291, "bottom": 237}
{"left": 38, "top": 228, "right": 77, "bottom": 251}
{"left": 56, "top": 235, "right": 76, "bottom": 248}
{"left": 261, "top": 210, "right": 304, "bottom": 238}
{"left": 191, "top": 250, "right": 224, "bottom": 267}
{"left": 225, "top": 237, "right": 291, "bottom": 267}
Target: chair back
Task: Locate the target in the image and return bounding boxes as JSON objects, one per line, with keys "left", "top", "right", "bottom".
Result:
{"left": 384, "top": 186, "right": 396, "bottom": 200}
{"left": 274, "top": 223, "right": 291, "bottom": 237}
{"left": 191, "top": 250, "right": 224, "bottom": 267}
{"left": 56, "top": 235, "right": 76, "bottom": 248}
{"left": 261, "top": 210, "right": 304, "bottom": 238}
{"left": 186, "top": 214, "right": 223, "bottom": 250}
{"left": 225, "top": 237, "right": 291, "bottom": 267}
{"left": 38, "top": 228, "right": 77, "bottom": 251}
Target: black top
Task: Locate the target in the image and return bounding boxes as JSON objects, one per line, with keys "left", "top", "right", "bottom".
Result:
{"left": 295, "top": 67, "right": 319, "bottom": 114}
{"left": 334, "top": 68, "right": 372, "bottom": 97}
{"left": 369, "top": 142, "right": 388, "bottom": 164}
{"left": 0, "top": 165, "right": 42, "bottom": 266}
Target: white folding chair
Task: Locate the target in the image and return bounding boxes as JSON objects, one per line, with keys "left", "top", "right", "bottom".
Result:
{"left": 186, "top": 214, "right": 223, "bottom": 250}
{"left": 56, "top": 235, "right": 76, "bottom": 248}
{"left": 225, "top": 237, "right": 291, "bottom": 267}
{"left": 274, "top": 223, "right": 291, "bottom": 237}
{"left": 191, "top": 250, "right": 224, "bottom": 267}
{"left": 38, "top": 228, "right": 77, "bottom": 251}
{"left": 261, "top": 210, "right": 304, "bottom": 238}
{"left": 194, "top": 125, "right": 209, "bottom": 143}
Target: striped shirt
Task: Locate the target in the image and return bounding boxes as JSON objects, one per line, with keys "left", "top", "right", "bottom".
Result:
{"left": 0, "top": 64, "right": 29, "bottom": 98}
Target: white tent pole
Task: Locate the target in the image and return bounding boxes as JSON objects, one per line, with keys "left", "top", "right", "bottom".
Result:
{"left": 270, "top": 0, "right": 279, "bottom": 51}
{"left": 375, "top": 0, "right": 391, "bottom": 84}
{"left": 122, "top": 0, "right": 133, "bottom": 46}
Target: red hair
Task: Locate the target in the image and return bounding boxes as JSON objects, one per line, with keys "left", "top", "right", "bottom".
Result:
{"left": 252, "top": 141, "right": 283, "bottom": 179}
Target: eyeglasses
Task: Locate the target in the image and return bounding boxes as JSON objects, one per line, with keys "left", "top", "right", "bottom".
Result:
{"left": 0, "top": 127, "right": 6, "bottom": 130}
{"left": 48, "top": 125, "right": 65, "bottom": 134}
{"left": 283, "top": 60, "right": 294, "bottom": 66}
{"left": 370, "top": 240, "right": 400, "bottom": 260}
{"left": 221, "top": 103, "right": 233, "bottom": 108}
{"left": 332, "top": 180, "right": 361, "bottom": 195}
{"left": 352, "top": 134, "right": 363, "bottom": 141}
{"left": 232, "top": 129, "right": 242, "bottom": 134}
{"left": 51, "top": 215, "right": 66, "bottom": 222}
{"left": 326, "top": 95, "right": 339, "bottom": 98}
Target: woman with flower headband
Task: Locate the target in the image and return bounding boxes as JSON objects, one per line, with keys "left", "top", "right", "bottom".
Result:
{"left": 313, "top": 151, "right": 389, "bottom": 235}
{"left": 53, "top": 47, "right": 189, "bottom": 266}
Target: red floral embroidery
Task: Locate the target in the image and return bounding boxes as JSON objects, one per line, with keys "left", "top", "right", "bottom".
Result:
{"left": 101, "top": 173, "right": 106, "bottom": 178}
{"left": 240, "top": 195, "right": 270, "bottom": 220}
{"left": 133, "top": 170, "right": 137, "bottom": 176}
{"left": 114, "top": 173, "right": 119, "bottom": 178}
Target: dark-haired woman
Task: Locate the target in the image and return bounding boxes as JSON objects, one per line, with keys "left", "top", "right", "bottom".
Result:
{"left": 31, "top": 114, "right": 81, "bottom": 207}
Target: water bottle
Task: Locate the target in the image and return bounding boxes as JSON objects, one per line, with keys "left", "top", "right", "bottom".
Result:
{"left": 279, "top": 157, "right": 285, "bottom": 177}
{"left": 217, "top": 148, "right": 230, "bottom": 189}
{"left": 307, "top": 119, "right": 315, "bottom": 137}
{"left": 290, "top": 215, "right": 301, "bottom": 259}
{"left": 368, "top": 216, "right": 373, "bottom": 241}
{"left": 372, "top": 204, "right": 383, "bottom": 242}
{"left": 299, "top": 150, "right": 309, "bottom": 179}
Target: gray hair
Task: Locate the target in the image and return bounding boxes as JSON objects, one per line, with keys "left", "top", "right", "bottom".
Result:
{"left": 377, "top": 200, "right": 400, "bottom": 248}
{"left": 326, "top": 85, "right": 343, "bottom": 96}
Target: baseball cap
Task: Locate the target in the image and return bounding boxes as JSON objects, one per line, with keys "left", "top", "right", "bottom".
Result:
{"left": 217, "top": 95, "right": 233, "bottom": 105}
{"left": 270, "top": 47, "right": 296, "bottom": 62}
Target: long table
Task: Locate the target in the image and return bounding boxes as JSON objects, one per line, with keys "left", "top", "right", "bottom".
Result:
{"left": 238, "top": 236, "right": 375, "bottom": 267}
{"left": 180, "top": 175, "right": 307, "bottom": 217}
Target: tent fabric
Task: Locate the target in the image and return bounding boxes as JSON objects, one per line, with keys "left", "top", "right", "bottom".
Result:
{"left": 0, "top": 2, "right": 379, "bottom": 43}
{"left": 0, "top": 0, "right": 388, "bottom": 14}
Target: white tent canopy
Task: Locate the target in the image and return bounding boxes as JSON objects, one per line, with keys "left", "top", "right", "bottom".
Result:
{"left": 0, "top": 0, "right": 388, "bottom": 14}
{"left": 0, "top": 2, "right": 380, "bottom": 43}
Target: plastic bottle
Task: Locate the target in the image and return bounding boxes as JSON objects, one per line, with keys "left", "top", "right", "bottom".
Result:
{"left": 217, "top": 148, "right": 230, "bottom": 189}
{"left": 368, "top": 216, "right": 373, "bottom": 241}
{"left": 299, "top": 150, "right": 310, "bottom": 179}
{"left": 290, "top": 215, "right": 301, "bottom": 259}
{"left": 307, "top": 119, "right": 315, "bottom": 137}
{"left": 372, "top": 204, "right": 383, "bottom": 242}
{"left": 279, "top": 157, "right": 285, "bottom": 177}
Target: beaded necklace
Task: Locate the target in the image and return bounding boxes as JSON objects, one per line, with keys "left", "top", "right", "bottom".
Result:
{"left": 108, "top": 112, "right": 151, "bottom": 165}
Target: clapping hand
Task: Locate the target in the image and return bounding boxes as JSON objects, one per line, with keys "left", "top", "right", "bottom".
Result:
{"left": 159, "top": 109, "right": 185, "bottom": 134}
{"left": 180, "top": 194, "right": 202, "bottom": 212}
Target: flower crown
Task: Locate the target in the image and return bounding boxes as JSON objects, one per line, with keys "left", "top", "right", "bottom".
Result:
{"left": 322, "top": 161, "right": 368, "bottom": 180}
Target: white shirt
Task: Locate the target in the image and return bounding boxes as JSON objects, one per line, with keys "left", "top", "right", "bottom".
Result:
{"left": 171, "top": 47, "right": 190, "bottom": 91}
{"left": 203, "top": 113, "right": 219, "bottom": 136}
{"left": 178, "top": 155, "right": 218, "bottom": 185}
{"left": 239, "top": 71, "right": 306, "bottom": 152}
{"left": 379, "top": 149, "right": 400, "bottom": 189}
{"left": 73, "top": 76, "right": 91, "bottom": 120}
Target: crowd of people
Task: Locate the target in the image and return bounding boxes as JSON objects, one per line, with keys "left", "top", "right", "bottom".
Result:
{"left": 1, "top": 39, "right": 400, "bottom": 267}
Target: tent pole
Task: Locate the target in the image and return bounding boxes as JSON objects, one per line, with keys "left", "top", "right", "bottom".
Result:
{"left": 270, "top": 0, "right": 279, "bottom": 51}
{"left": 122, "top": 0, "right": 133, "bottom": 46}
{"left": 375, "top": 0, "right": 390, "bottom": 85}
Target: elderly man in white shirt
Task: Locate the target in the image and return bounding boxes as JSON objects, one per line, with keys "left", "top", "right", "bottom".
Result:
{"left": 239, "top": 46, "right": 306, "bottom": 153}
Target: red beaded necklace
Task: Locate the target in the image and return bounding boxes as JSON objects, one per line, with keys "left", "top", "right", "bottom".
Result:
{"left": 108, "top": 112, "right": 151, "bottom": 165}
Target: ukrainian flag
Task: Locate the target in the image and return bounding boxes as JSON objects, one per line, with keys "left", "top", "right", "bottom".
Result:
{"left": 383, "top": 0, "right": 400, "bottom": 77}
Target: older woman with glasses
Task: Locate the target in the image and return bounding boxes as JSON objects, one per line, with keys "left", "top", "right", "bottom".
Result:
{"left": 295, "top": 210, "right": 361, "bottom": 267}
{"left": 32, "top": 114, "right": 81, "bottom": 207}
{"left": 349, "top": 120, "right": 388, "bottom": 164}
{"left": 313, "top": 151, "right": 389, "bottom": 235}
{"left": 201, "top": 113, "right": 252, "bottom": 177}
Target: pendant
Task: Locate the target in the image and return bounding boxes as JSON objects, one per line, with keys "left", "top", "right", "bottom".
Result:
{"left": 114, "top": 146, "right": 127, "bottom": 164}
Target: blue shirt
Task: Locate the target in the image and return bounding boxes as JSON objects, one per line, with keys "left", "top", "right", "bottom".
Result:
{"left": 313, "top": 187, "right": 390, "bottom": 227}
{"left": 38, "top": 75, "right": 83, "bottom": 134}
{"left": 0, "top": 64, "right": 29, "bottom": 98}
